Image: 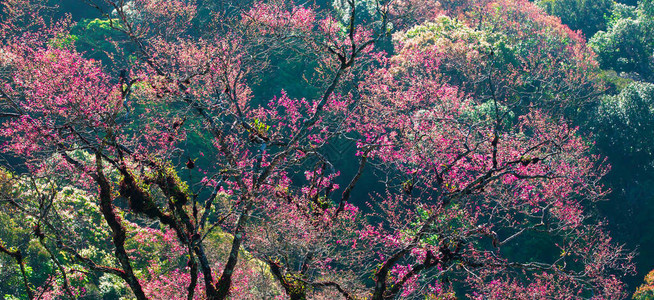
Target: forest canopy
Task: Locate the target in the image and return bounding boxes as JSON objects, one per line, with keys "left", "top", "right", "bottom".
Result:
{"left": 0, "top": 0, "right": 652, "bottom": 299}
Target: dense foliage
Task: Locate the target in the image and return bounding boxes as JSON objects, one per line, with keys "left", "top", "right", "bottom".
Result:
{"left": 536, "top": 0, "right": 613, "bottom": 37}
{"left": 589, "top": 0, "right": 653, "bottom": 82}
{"left": 0, "top": 0, "right": 651, "bottom": 299}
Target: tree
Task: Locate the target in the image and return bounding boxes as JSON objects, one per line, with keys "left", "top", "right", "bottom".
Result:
{"left": 403, "top": 0, "right": 604, "bottom": 118}
{"left": 633, "top": 269, "right": 654, "bottom": 300}
{"left": 0, "top": 0, "right": 634, "bottom": 299}
{"left": 589, "top": 0, "right": 654, "bottom": 82}
{"left": 592, "top": 82, "right": 654, "bottom": 177}
{"left": 348, "top": 26, "right": 632, "bottom": 298}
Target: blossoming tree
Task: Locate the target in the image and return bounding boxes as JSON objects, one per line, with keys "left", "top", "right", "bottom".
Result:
{"left": 0, "top": 0, "right": 634, "bottom": 299}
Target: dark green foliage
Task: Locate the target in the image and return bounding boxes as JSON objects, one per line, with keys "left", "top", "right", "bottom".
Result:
{"left": 590, "top": 82, "right": 654, "bottom": 289}
{"left": 594, "top": 82, "right": 654, "bottom": 174}
{"left": 537, "top": 0, "right": 613, "bottom": 37}
{"left": 70, "top": 18, "right": 126, "bottom": 66}
{"left": 248, "top": 53, "right": 322, "bottom": 103}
